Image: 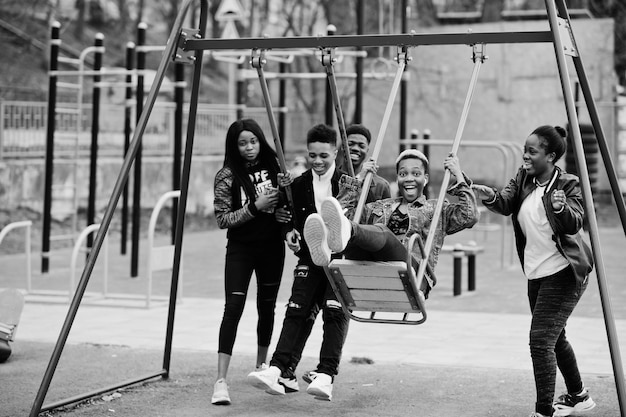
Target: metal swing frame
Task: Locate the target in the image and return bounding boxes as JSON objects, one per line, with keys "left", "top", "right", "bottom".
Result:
{"left": 30, "top": 0, "right": 626, "bottom": 415}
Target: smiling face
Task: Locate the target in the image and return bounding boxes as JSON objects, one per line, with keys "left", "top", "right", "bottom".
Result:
{"left": 522, "top": 134, "right": 555, "bottom": 180}
{"left": 307, "top": 141, "right": 337, "bottom": 176}
{"left": 397, "top": 158, "right": 428, "bottom": 203}
{"left": 237, "top": 130, "right": 260, "bottom": 163}
{"left": 347, "top": 133, "right": 369, "bottom": 169}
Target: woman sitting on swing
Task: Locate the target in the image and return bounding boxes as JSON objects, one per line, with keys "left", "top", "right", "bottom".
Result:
{"left": 303, "top": 149, "right": 480, "bottom": 296}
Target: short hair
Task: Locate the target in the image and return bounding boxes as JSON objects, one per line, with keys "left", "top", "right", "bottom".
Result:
{"left": 395, "top": 149, "right": 429, "bottom": 172}
{"left": 307, "top": 124, "right": 337, "bottom": 146}
{"left": 346, "top": 124, "right": 372, "bottom": 144}
{"left": 531, "top": 125, "right": 567, "bottom": 163}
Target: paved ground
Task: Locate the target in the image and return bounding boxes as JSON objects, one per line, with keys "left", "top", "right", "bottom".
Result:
{"left": 1, "top": 221, "right": 626, "bottom": 416}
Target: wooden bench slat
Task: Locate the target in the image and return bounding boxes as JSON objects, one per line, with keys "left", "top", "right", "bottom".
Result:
{"left": 350, "top": 300, "right": 420, "bottom": 312}
{"left": 329, "top": 260, "right": 407, "bottom": 277}
{"left": 342, "top": 275, "right": 405, "bottom": 290}
{"left": 350, "top": 288, "right": 410, "bottom": 303}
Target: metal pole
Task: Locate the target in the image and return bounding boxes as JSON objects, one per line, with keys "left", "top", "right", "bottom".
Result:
{"left": 325, "top": 24, "right": 336, "bottom": 126}
{"left": 468, "top": 251, "right": 477, "bottom": 291}
{"left": 278, "top": 61, "right": 287, "bottom": 148}
{"left": 29, "top": 1, "right": 194, "bottom": 412}
{"left": 452, "top": 245, "right": 463, "bottom": 296}
{"left": 163, "top": 0, "right": 209, "bottom": 375}
{"left": 354, "top": 0, "right": 364, "bottom": 124}
{"left": 172, "top": 62, "right": 184, "bottom": 244}
{"left": 131, "top": 22, "right": 147, "bottom": 278}
{"left": 42, "top": 21, "right": 61, "bottom": 274}
{"left": 423, "top": 128, "right": 431, "bottom": 198}
{"left": 87, "top": 33, "right": 104, "bottom": 252}
{"left": 572, "top": 59, "right": 626, "bottom": 235}
{"left": 399, "top": 0, "right": 409, "bottom": 140}
{"left": 401, "top": 129, "right": 418, "bottom": 153}
{"left": 236, "top": 61, "right": 245, "bottom": 119}
{"left": 121, "top": 42, "right": 135, "bottom": 255}
{"left": 546, "top": 1, "right": 626, "bottom": 414}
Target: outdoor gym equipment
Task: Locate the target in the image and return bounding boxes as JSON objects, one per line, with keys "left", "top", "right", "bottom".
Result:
{"left": 43, "top": 23, "right": 186, "bottom": 275}
{"left": 29, "top": 1, "right": 626, "bottom": 416}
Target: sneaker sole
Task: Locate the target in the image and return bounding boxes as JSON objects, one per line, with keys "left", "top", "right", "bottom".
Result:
{"left": 553, "top": 399, "right": 596, "bottom": 416}
{"left": 247, "top": 374, "right": 285, "bottom": 395}
{"left": 306, "top": 386, "right": 332, "bottom": 401}
{"left": 211, "top": 397, "right": 231, "bottom": 406}
{"left": 321, "top": 199, "right": 345, "bottom": 253}
{"left": 303, "top": 216, "right": 331, "bottom": 266}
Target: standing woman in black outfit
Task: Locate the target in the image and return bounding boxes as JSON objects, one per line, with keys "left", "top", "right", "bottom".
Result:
{"left": 211, "top": 119, "right": 289, "bottom": 405}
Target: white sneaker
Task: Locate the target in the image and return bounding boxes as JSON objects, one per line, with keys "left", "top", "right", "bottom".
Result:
{"left": 303, "top": 214, "right": 331, "bottom": 266}
{"left": 247, "top": 365, "right": 285, "bottom": 395}
{"left": 305, "top": 372, "right": 333, "bottom": 401}
{"left": 321, "top": 197, "right": 351, "bottom": 253}
{"left": 211, "top": 378, "right": 231, "bottom": 405}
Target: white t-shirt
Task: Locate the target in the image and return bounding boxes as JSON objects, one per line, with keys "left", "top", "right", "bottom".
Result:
{"left": 313, "top": 163, "right": 336, "bottom": 212}
{"left": 517, "top": 183, "right": 569, "bottom": 279}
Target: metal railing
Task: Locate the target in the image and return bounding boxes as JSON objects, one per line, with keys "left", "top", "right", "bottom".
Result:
{"left": 0, "top": 101, "right": 289, "bottom": 159}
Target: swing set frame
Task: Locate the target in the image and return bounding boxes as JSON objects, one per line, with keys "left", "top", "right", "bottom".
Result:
{"left": 30, "top": 0, "right": 626, "bottom": 416}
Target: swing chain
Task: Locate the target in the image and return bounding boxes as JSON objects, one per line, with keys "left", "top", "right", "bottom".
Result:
{"left": 471, "top": 43, "right": 488, "bottom": 64}
{"left": 250, "top": 48, "right": 267, "bottom": 69}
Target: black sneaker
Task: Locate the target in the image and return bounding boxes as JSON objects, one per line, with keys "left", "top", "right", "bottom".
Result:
{"left": 278, "top": 368, "right": 299, "bottom": 393}
{"left": 553, "top": 386, "right": 596, "bottom": 416}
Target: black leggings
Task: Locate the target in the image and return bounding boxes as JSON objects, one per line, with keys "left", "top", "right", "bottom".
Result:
{"left": 528, "top": 267, "right": 587, "bottom": 416}
{"left": 218, "top": 238, "right": 285, "bottom": 355}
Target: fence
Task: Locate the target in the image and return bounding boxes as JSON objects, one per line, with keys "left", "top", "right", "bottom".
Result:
{"left": 0, "top": 101, "right": 307, "bottom": 159}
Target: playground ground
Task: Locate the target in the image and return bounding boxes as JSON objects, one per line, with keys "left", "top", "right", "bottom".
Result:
{"left": 1, "top": 208, "right": 626, "bottom": 416}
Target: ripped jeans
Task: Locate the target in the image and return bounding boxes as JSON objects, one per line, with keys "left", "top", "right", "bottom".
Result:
{"left": 218, "top": 238, "right": 285, "bottom": 355}
{"left": 270, "top": 262, "right": 348, "bottom": 377}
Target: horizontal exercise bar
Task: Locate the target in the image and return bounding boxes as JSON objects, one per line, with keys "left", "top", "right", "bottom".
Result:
{"left": 185, "top": 31, "right": 553, "bottom": 51}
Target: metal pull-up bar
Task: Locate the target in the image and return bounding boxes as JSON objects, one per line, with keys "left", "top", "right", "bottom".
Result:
{"left": 413, "top": 43, "right": 486, "bottom": 294}
{"left": 352, "top": 46, "right": 410, "bottom": 222}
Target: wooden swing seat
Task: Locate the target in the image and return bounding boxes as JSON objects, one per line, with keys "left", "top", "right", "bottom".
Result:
{"left": 326, "top": 259, "right": 427, "bottom": 325}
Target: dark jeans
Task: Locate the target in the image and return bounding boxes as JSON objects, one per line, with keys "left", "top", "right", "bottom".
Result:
{"left": 218, "top": 238, "right": 285, "bottom": 355}
{"left": 271, "top": 262, "right": 348, "bottom": 377}
{"left": 288, "top": 223, "right": 413, "bottom": 371}
{"left": 528, "top": 266, "right": 587, "bottom": 416}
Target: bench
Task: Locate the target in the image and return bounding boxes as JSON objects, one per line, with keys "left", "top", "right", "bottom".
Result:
{"left": 441, "top": 242, "right": 484, "bottom": 296}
